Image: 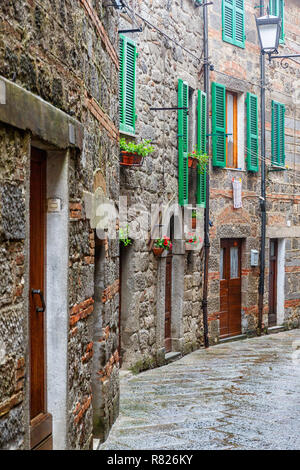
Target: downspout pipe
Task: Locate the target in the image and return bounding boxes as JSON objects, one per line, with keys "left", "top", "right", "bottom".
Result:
{"left": 202, "top": 1, "right": 210, "bottom": 348}
{"left": 258, "top": 0, "right": 266, "bottom": 334}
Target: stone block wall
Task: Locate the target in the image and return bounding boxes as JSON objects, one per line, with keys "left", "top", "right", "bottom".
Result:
{"left": 118, "top": 0, "right": 206, "bottom": 369}
{"left": 0, "top": 0, "right": 120, "bottom": 449}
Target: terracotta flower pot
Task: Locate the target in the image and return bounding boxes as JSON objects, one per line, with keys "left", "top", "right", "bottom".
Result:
{"left": 188, "top": 156, "right": 198, "bottom": 169}
{"left": 152, "top": 246, "right": 164, "bottom": 257}
{"left": 120, "top": 151, "right": 143, "bottom": 166}
{"left": 191, "top": 217, "right": 197, "bottom": 229}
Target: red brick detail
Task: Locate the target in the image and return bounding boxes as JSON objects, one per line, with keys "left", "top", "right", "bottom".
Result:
{"left": 285, "top": 299, "right": 300, "bottom": 308}
{"left": 70, "top": 202, "right": 83, "bottom": 219}
{"left": 69, "top": 298, "right": 94, "bottom": 326}
{"left": 79, "top": 0, "right": 119, "bottom": 69}
{"left": 101, "top": 280, "right": 120, "bottom": 304}
{"left": 285, "top": 266, "right": 300, "bottom": 273}
{"left": 208, "top": 271, "right": 219, "bottom": 280}
{"left": 97, "top": 350, "right": 119, "bottom": 382}
{"left": 85, "top": 93, "right": 119, "bottom": 142}
{"left": 73, "top": 395, "right": 92, "bottom": 425}
{"left": 82, "top": 342, "right": 94, "bottom": 363}
{"left": 0, "top": 392, "right": 23, "bottom": 418}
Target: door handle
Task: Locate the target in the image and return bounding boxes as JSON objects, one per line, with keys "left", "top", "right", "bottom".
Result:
{"left": 32, "top": 289, "right": 46, "bottom": 313}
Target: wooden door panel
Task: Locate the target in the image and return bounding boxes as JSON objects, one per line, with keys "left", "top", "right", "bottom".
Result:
{"left": 165, "top": 255, "right": 172, "bottom": 353}
{"left": 220, "top": 239, "right": 242, "bottom": 338}
{"left": 30, "top": 148, "right": 52, "bottom": 450}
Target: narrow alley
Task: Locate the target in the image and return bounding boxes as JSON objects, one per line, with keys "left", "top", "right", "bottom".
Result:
{"left": 99, "top": 330, "right": 300, "bottom": 450}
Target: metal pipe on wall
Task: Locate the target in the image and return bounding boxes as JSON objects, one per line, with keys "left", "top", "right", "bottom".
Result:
{"left": 202, "top": 0, "right": 210, "bottom": 348}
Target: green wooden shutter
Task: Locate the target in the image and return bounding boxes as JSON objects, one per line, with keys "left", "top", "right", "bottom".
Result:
{"left": 246, "top": 93, "right": 259, "bottom": 172}
{"left": 272, "top": 100, "right": 285, "bottom": 167}
{"left": 119, "top": 36, "right": 125, "bottom": 128}
{"left": 235, "top": 0, "right": 245, "bottom": 48}
{"left": 119, "top": 34, "right": 137, "bottom": 135}
{"left": 212, "top": 82, "right": 226, "bottom": 167}
{"left": 223, "top": 0, "right": 234, "bottom": 44}
{"left": 222, "top": 0, "right": 245, "bottom": 48}
{"left": 269, "top": 0, "right": 284, "bottom": 42}
{"left": 197, "top": 90, "right": 207, "bottom": 207}
{"left": 178, "top": 79, "right": 189, "bottom": 206}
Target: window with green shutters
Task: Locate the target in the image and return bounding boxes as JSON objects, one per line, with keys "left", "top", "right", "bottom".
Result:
{"left": 178, "top": 79, "right": 189, "bottom": 206}
{"left": 246, "top": 93, "right": 259, "bottom": 172}
{"left": 197, "top": 90, "right": 207, "bottom": 207}
{"left": 269, "top": 0, "right": 284, "bottom": 43}
{"left": 271, "top": 100, "right": 285, "bottom": 167}
{"left": 222, "top": 0, "right": 245, "bottom": 48}
{"left": 212, "top": 82, "right": 226, "bottom": 168}
{"left": 119, "top": 34, "right": 137, "bottom": 135}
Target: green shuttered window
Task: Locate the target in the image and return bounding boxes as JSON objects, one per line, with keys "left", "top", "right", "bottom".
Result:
{"left": 119, "top": 34, "right": 137, "bottom": 135}
{"left": 197, "top": 90, "right": 207, "bottom": 207}
{"left": 222, "top": 0, "right": 245, "bottom": 48}
{"left": 271, "top": 100, "right": 285, "bottom": 167}
{"left": 246, "top": 93, "right": 259, "bottom": 172}
{"left": 212, "top": 82, "right": 226, "bottom": 168}
{"left": 178, "top": 79, "right": 189, "bottom": 206}
{"left": 269, "top": 0, "right": 284, "bottom": 42}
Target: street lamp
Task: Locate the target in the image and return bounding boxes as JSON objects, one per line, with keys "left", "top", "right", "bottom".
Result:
{"left": 256, "top": 11, "right": 300, "bottom": 64}
{"left": 256, "top": 14, "right": 281, "bottom": 55}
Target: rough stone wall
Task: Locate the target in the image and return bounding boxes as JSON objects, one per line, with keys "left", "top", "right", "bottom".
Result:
{"left": 0, "top": 0, "right": 120, "bottom": 449}
{"left": 207, "top": 0, "right": 300, "bottom": 341}
{"left": 0, "top": 125, "right": 28, "bottom": 449}
{"left": 119, "top": 0, "right": 205, "bottom": 370}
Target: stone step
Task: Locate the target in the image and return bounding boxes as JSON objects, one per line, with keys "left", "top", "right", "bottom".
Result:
{"left": 165, "top": 351, "right": 181, "bottom": 364}
{"left": 219, "top": 334, "right": 247, "bottom": 344}
{"left": 267, "top": 325, "right": 286, "bottom": 334}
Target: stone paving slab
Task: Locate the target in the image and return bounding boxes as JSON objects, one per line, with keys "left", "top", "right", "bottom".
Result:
{"left": 99, "top": 330, "right": 300, "bottom": 450}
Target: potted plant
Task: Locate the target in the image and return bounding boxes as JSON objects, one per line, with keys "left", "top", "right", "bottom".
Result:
{"left": 120, "top": 138, "right": 154, "bottom": 167}
{"left": 187, "top": 148, "right": 209, "bottom": 173}
{"left": 191, "top": 209, "right": 198, "bottom": 229}
{"left": 152, "top": 236, "right": 172, "bottom": 256}
{"left": 185, "top": 232, "right": 203, "bottom": 249}
{"left": 119, "top": 225, "right": 132, "bottom": 247}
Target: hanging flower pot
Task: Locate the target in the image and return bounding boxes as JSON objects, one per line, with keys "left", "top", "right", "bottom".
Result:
{"left": 119, "top": 138, "right": 155, "bottom": 167}
{"left": 152, "top": 246, "right": 164, "bottom": 257}
{"left": 120, "top": 151, "right": 143, "bottom": 167}
{"left": 152, "top": 236, "right": 172, "bottom": 257}
{"left": 188, "top": 156, "right": 198, "bottom": 169}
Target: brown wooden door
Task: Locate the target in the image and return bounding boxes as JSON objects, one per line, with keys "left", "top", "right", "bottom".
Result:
{"left": 30, "top": 148, "right": 52, "bottom": 450}
{"left": 269, "top": 239, "right": 278, "bottom": 327}
{"left": 165, "top": 254, "right": 172, "bottom": 353}
{"left": 220, "top": 239, "right": 242, "bottom": 338}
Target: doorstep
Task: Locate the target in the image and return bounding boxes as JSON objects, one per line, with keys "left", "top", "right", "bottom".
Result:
{"left": 267, "top": 325, "right": 286, "bottom": 334}
{"left": 219, "top": 334, "right": 247, "bottom": 344}
{"left": 165, "top": 351, "right": 181, "bottom": 364}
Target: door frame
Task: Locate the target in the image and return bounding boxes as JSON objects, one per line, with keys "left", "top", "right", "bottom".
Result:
{"left": 219, "top": 238, "right": 242, "bottom": 338}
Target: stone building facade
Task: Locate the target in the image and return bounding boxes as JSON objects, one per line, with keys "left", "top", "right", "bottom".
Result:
{"left": 118, "top": 0, "right": 206, "bottom": 371}
{"left": 206, "top": 0, "right": 300, "bottom": 342}
{"left": 117, "top": 0, "right": 300, "bottom": 368}
{"left": 0, "top": 0, "right": 120, "bottom": 450}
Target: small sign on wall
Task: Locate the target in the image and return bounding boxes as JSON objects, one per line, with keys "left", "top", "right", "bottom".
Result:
{"left": 251, "top": 249, "right": 259, "bottom": 267}
{"left": 47, "top": 198, "right": 62, "bottom": 213}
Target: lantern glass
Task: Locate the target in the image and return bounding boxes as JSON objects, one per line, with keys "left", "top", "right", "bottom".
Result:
{"left": 256, "top": 15, "right": 282, "bottom": 53}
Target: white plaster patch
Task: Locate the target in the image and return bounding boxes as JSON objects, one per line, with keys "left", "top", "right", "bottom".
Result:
{"left": 0, "top": 338, "right": 6, "bottom": 364}
{"left": 0, "top": 80, "right": 6, "bottom": 104}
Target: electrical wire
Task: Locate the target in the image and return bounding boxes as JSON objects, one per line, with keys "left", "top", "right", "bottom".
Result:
{"left": 121, "top": 0, "right": 203, "bottom": 64}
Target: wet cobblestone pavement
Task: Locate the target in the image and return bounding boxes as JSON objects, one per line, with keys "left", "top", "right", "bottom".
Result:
{"left": 99, "top": 330, "right": 300, "bottom": 450}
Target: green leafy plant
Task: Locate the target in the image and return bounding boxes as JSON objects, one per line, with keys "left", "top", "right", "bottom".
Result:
{"left": 120, "top": 138, "right": 154, "bottom": 157}
{"left": 192, "top": 209, "right": 202, "bottom": 219}
{"left": 119, "top": 225, "right": 132, "bottom": 247}
{"left": 154, "top": 236, "right": 172, "bottom": 251}
{"left": 188, "top": 148, "right": 209, "bottom": 174}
